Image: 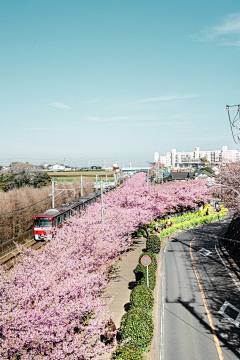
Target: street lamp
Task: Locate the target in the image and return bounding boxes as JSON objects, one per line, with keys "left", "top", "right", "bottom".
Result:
{"left": 206, "top": 182, "right": 240, "bottom": 210}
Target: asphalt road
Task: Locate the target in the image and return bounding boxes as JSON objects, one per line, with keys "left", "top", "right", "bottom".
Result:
{"left": 161, "top": 218, "right": 240, "bottom": 360}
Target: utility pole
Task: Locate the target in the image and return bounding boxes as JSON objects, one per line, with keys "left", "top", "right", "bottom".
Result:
{"left": 52, "top": 179, "right": 55, "bottom": 208}
{"left": 101, "top": 180, "right": 104, "bottom": 223}
{"left": 51, "top": 179, "right": 76, "bottom": 208}
{"left": 81, "top": 175, "right": 83, "bottom": 197}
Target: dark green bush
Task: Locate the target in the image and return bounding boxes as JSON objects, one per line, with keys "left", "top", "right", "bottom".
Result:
{"left": 136, "top": 228, "right": 147, "bottom": 237}
{"left": 119, "top": 308, "right": 154, "bottom": 349}
{"left": 146, "top": 235, "right": 161, "bottom": 254}
{"left": 133, "top": 263, "right": 156, "bottom": 290}
{"left": 111, "top": 344, "right": 143, "bottom": 359}
{"left": 130, "top": 285, "right": 154, "bottom": 312}
{"left": 138, "top": 252, "right": 157, "bottom": 271}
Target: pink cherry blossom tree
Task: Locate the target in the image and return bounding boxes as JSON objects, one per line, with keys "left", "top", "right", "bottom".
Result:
{"left": 0, "top": 173, "right": 211, "bottom": 359}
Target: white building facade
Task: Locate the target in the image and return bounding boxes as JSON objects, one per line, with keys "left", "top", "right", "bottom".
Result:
{"left": 154, "top": 146, "right": 240, "bottom": 168}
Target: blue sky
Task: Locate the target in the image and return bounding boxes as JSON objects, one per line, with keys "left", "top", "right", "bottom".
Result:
{"left": 1, "top": 0, "right": 240, "bottom": 167}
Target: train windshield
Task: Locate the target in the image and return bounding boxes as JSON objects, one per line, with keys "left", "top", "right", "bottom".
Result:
{"left": 34, "top": 217, "right": 52, "bottom": 228}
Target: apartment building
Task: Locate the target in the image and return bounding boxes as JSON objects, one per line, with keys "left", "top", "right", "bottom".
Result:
{"left": 154, "top": 146, "right": 240, "bottom": 168}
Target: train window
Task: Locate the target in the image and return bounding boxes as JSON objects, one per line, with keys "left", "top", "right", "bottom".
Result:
{"left": 34, "top": 217, "right": 52, "bottom": 228}
{"left": 57, "top": 216, "right": 62, "bottom": 225}
{"left": 53, "top": 219, "right": 57, "bottom": 227}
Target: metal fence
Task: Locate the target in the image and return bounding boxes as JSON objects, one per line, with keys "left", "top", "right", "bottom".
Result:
{"left": 0, "top": 229, "right": 34, "bottom": 260}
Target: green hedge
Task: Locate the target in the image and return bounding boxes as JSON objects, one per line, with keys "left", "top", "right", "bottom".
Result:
{"left": 111, "top": 344, "right": 144, "bottom": 360}
{"left": 134, "top": 263, "right": 156, "bottom": 290}
{"left": 146, "top": 235, "right": 161, "bottom": 254}
{"left": 130, "top": 285, "right": 154, "bottom": 312}
{"left": 119, "top": 308, "right": 154, "bottom": 349}
{"left": 136, "top": 228, "right": 147, "bottom": 237}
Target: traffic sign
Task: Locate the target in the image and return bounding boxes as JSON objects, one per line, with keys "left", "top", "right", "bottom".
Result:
{"left": 141, "top": 255, "right": 151, "bottom": 266}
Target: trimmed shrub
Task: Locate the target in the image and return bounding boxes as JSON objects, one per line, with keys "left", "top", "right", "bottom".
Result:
{"left": 136, "top": 228, "right": 147, "bottom": 237}
{"left": 134, "top": 263, "right": 156, "bottom": 290}
{"left": 146, "top": 235, "right": 161, "bottom": 254}
{"left": 119, "top": 308, "right": 154, "bottom": 349}
{"left": 130, "top": 285, "right": 154, "bottom": 312}
{"left": 139, "top": 252, "right": 157, "bottom": 271}
{"left": 111, "top": 344, "right": 143, "bottom": 360}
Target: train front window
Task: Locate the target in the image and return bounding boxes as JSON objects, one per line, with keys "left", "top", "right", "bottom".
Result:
{"left": 34, "top": 217, "right": 52, "bottom": 228}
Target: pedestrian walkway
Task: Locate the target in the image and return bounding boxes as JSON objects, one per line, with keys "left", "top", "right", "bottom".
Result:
{"left": 100, "top": 236, "right": 147, "bottom": 359}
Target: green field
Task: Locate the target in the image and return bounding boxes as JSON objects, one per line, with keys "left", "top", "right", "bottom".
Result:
{"left": 48, "top": 170, "right": 114, "bottom": 177}
{"left": 55, "top": 177, "right": 115, "bottom": 183}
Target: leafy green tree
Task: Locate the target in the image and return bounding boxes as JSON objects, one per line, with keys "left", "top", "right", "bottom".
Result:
{"left": 200, "top": 167, "right": 214, "bottom": 174}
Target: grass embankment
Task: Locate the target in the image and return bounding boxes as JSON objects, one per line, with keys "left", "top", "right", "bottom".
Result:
{"left": 157, "top": 205, "right": 228, "bottom": 241}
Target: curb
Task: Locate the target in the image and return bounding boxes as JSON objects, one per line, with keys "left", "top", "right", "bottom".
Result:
{"left": 148, "top": 235, "right": 170, "bottom": 360}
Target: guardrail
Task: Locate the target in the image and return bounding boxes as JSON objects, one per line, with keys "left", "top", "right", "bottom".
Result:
{"left": 0, "top": 229, "right": 33, "bottom": 259}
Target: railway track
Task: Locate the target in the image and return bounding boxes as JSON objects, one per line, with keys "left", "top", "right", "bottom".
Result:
{"left": 0, "top": 238, "right": 46, "bottom": 271}
{"left": 0, "top": 180, "right": 127, "bottom": 271}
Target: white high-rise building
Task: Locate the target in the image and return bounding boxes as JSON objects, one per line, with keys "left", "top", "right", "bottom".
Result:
{"left": 154, "top": 152, "right": 159, "bottom": 163}
{"left": 171, "top": 149, "right": 176, "bottom": 167}
{"left": 194, "top": 147, "right": 200, "bottom": 159}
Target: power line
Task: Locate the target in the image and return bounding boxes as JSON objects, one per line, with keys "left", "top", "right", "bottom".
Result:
{"left": 0, "top": 196, "right": 51, "bottom": 218}
{"left": 0, "top": 188, "right": 50, "bottom": 201}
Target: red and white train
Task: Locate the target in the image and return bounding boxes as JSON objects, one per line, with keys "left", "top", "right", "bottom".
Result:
{"left": 33, "top": 186, "right": 115, "bottom": 240}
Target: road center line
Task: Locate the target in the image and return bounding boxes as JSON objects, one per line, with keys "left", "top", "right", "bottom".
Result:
{"left": 190, "top": 237, "right": 224, "bottom": 360}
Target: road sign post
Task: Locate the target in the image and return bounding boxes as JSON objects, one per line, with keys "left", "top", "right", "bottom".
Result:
{"left": 141, "top": 255, "right": 151, "bottom": 287}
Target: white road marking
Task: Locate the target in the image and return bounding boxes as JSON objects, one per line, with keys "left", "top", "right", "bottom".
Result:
{"left": 198, "top": 248, "right": 212, "bottom": 257}
{"left": 218, "top": 301, "right": 240, "bottom": 328}
{"left": 215, "top": 245, "right": 240, "bottom": 292}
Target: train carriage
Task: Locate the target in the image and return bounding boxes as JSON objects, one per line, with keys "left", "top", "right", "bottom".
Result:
{"left": 33, "top": 186, "right": 115, "bottom": 240}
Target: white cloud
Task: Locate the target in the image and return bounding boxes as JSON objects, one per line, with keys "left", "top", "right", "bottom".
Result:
{"left": 48, "top": 102, "right": 70, "bottom": 109}
{"left": 134, "top": 94, "right": 197, "bottom": 103}
{"left": 210, "top": 13, "right": 240, "bottom": 38}
{"left": 200, "top": 13, "right": 240, "bottom": 46}
{"left": 221, "top": 40, "right": 240, "bottom": 47}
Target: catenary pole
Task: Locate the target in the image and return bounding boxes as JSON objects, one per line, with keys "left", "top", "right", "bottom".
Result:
{"left": 81, "top": 175, "right": 83, "bottom": 197}
{"left": 101, "top": 180, "right": 104, "bottom": 223}
{"left": 52, "top": 179, "right": 55, "bottom": 208}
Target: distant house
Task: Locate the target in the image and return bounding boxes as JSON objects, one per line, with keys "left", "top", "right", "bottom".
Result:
{"left": 49, "top": 164, "right": 65, "bottom": 171}
{"left": 162, "top": 170, "right": 215, "bottom": 182}
{"left": 171, "top": 172, "right": 191, "bottom": 181}
{"left": 194, "top": 169, "right": 216, "bottom": 181}
{"left": 163, "top": 171, "right": 194, "bottom": 182}
{"left": 64, "top": 166, "right": 72, "bottom": 171}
